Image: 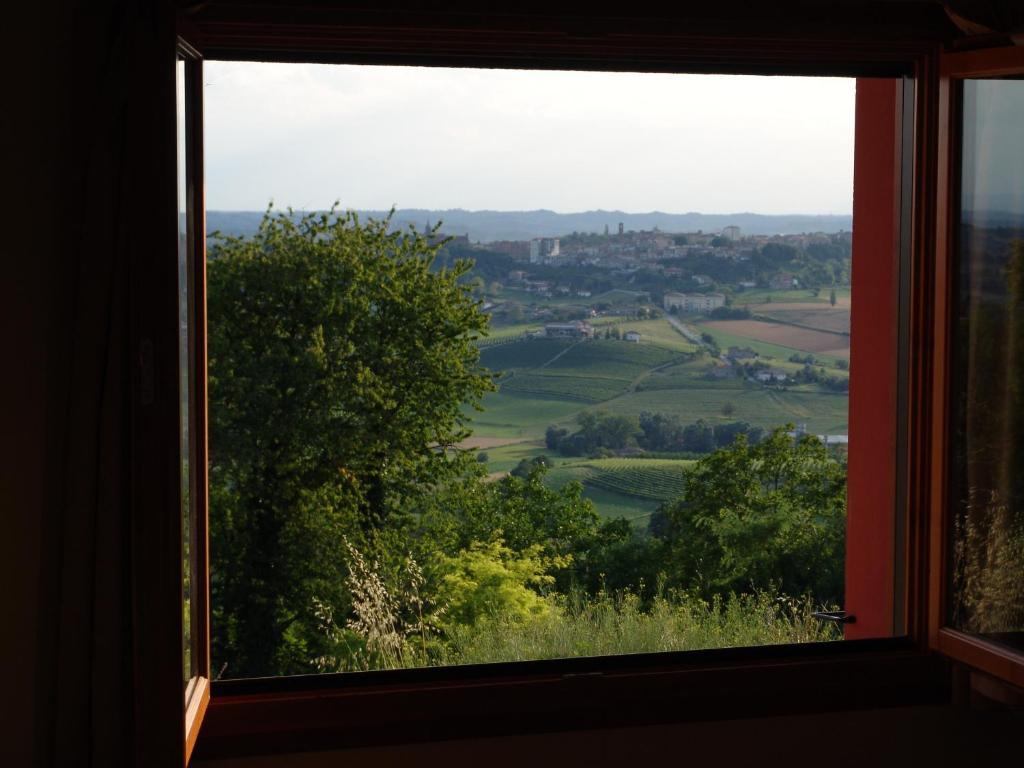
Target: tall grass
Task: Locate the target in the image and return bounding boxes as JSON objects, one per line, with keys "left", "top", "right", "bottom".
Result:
{"left": 437, "top": 590, "right": 839, "bottom": 666}
{"left": 321, "top": 541, "right": 840, "bottom": 673}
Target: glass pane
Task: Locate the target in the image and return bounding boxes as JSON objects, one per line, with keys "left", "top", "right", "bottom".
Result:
{"left": 177, "top": 54, "right": 195, "bottom": 687}
{"left": 948, "top": 78, "right": 1024, "bottom": 653}
{"left": 205, "top": 64, "right": 861, "bottom": 679}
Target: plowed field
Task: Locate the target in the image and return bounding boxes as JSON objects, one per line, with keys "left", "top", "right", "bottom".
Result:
{"left": 702, "top": 319, "right": 850, "bottom": 357}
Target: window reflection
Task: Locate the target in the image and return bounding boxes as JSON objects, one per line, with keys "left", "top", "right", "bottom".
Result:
{"left": 178, "top": 54, "right": 195, "bottom": 687}
{"left": 949, "top": 78, "right": 1024, "bottom": 652}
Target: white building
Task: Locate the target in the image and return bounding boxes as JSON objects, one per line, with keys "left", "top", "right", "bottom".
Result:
{"left": 624, "top": 331, "right": 641, "bottom": 343}
{"left": 529, "top": 237, "right": 561, "bottom": 264}
{"left": 722, "top": 225, "right": 741, "bottom": 241}
{"left": 755, "top": 369, "right": 790, "bottom": 383}
{"left": 663, "top": 292, "right": 726, "bottom": 314}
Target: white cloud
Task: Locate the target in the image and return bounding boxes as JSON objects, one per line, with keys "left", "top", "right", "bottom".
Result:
{"left": 204, "top": 62, "right": 855, "bottom": 214}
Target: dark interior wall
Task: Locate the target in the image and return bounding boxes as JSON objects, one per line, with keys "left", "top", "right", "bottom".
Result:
{"left": 4, "top": 2, "right": 1024, "bottom": 766}
{"left": 6, "top": 1, "right": 172, "bottom": 765}
{"left": 6, "top": 2, "right": 71, "bottom": 766}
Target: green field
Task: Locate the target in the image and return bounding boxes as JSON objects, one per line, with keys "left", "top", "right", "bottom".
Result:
{"left": 542, "top": 457, "right": 693, "bottom": 518}
{"left": 543, "top": 339, "right": 681, "bottom": 379}
{"left": 500, "top": 373, "right": 630, "bottom": 402}
{"left": 637, "top": 358, "right": 746, "bottom": 391}
{"left": 479, "top": 444, "right": 687, "bottom": 521}
{"left": 731, "top": 288, "right": 851, "bottom": 306}
{"left": 586, "top": 386, "right": 848, "bottom": 434}
{"left": 761, "top": 357, "right": 850, "bottom": 379}
{"left": 496, "top": 288, "right": 584, "bottom": 306}
{"left": 478, "top": 440, "right": 548, "bottom": 472}
{"left": 607, "top": 318, "right": 699, "bottom": 353}
{"left": 464, "top": 392, "right": 583, "bottom": 439}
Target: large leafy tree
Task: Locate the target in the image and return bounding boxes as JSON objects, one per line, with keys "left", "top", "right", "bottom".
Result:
{"left": 417, "top": 462, "right": 599, "bottom": 562}
{"left": 657, "top": 427, "right": 846, "bottom": 602}
{"left": 207, "top": 207, "right": 494, "bottom": 677}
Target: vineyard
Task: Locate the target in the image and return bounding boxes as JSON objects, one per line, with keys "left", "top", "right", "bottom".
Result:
{"left": 545, "top": 458, "right": 692, "bottom": 502}
{"left": 543, "top": 340, "right": 681, "bottom": 379}
{"left": 479, "top": 338, "right": 572, "bottom": 370}
{"left": 499, "top": 373, "right": 629, "bottom": 403}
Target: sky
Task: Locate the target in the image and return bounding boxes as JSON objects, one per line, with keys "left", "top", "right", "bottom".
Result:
{"left": 204, "top": 62, "right": 855, "bottom": 215}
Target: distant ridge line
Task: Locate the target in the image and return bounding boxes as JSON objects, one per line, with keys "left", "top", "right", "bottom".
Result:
{"left": 207, "top": 208, "right": 853, "bottom": 243}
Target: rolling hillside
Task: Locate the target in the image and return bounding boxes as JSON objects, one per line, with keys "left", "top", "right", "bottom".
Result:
{"left": 466, "top": 314, "right": 850, "bottom": 521}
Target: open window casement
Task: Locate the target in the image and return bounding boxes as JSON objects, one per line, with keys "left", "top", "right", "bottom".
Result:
{"left": 930, "top": 44, "right": 1024, "bottom": 689}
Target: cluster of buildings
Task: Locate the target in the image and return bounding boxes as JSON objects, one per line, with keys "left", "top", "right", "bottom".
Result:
{"left": 475, "top": 227, "right": 851, "bottom": 274}
{"left": 476, "top": 227, "right": 850, "bottom": 275}
{"left": 506, "top": 271, "right": 592, "bottom": 298}
{"left": 543, "top": 320, "right": 595, "bottom": 339}
{"left": 480, "top": 225, "right": 753, "bottom": 268}
{"left": 540, "top": 321, "right": 642, "bottom": 342}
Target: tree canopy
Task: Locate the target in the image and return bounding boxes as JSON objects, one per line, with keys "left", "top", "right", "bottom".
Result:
{"left": 207, "top": 207, "right": 494, "bottom": 676}
{"left": 656, "top": 427, "right": 847, "bottom": 602}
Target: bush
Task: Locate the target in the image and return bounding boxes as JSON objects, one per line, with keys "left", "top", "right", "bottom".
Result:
{"left": 435, "top": 539, "right": 565, "bottom": 629}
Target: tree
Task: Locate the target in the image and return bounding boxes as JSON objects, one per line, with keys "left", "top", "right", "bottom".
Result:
{"left": 682, "top": 419, "right": 715, "bottom": 453}
{"left": 206, "top": 206, "right": 494, "bottom": 677}
{"left": 658, "top": 427, "right": 846, "bottom": 602}
{"left": 418, "top": 461, "right": 598, "bottom": 561}
{"left": 467, "top": 275, "right": 486, "bottom": 296}
{"left": 721, "top": 401, "right": 736, "bottom": 417}
{"left": 829, "top": 288, "right": 837, "bottom": 306}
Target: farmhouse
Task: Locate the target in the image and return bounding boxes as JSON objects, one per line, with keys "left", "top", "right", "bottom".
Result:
{"left": 544, "top": 320, "right": 595, "bottom": 339}
{"left": 624, "top": 331, "right": 642, "bottom": 343}
{"left": 663, "top": 292, "right": 727, "bottom": 313}
{"left": 756, "top": 369, "right": 790, "bottom": 383}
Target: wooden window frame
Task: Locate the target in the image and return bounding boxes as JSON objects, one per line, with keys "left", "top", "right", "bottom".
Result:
{"left": 927, "top": 45, "right": 1024, "bottom": 690}
{"left": 179, "top": 29, "right": 213, "bottom": 766}
{"left": 141, "top": 5, "right": 1014, "bottom": 763}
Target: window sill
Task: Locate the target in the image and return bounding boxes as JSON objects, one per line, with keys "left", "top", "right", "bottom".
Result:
{"left": 196, "top": 638, "right": 948, "bottom": 760}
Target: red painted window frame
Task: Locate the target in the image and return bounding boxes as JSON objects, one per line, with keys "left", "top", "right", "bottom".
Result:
{"left": 846, "top": 77, "right": 907, "bottom": 640}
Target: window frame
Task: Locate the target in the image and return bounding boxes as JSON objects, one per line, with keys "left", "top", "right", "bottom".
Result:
{"left": 156, "top": 7, "right": 974, "bottom": 762}
{"left": 927, "top": 44, "right": 1024, "bottom": 690}
{"left": 177, "top": 34, "right": 213, "bottom": 766}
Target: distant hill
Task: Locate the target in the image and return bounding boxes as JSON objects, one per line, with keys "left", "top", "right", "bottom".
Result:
{"left": 207, "top": 208, "right": 853, "bottom": 244}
